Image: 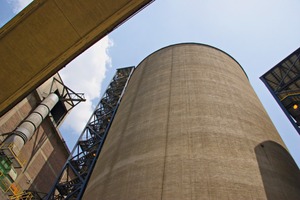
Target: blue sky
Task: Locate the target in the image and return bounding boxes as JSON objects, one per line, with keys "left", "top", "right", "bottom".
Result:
{"left": 1, "top": 0, "right": 300, "bottom": 167}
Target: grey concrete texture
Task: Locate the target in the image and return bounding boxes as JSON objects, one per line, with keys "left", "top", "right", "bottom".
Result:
{"left": 83, "top": 44, "right": 300, "bottom": 200}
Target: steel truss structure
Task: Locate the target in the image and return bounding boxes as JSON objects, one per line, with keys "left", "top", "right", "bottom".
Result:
{"left": 49, "top": 78, "right": 86, "bottom": 125}
{"left": 261, "top": 47, "right": 300, "bottom": 134}
{"left": 45, "top": 67, "right": 134, "bottom": 200}
{"left": 50, "top": 78, "right": 86, "bottom": 111}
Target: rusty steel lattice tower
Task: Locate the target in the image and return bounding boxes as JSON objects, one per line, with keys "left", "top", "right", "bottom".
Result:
{"left": 83, "top": 43, "right": 300, "bottom": 199}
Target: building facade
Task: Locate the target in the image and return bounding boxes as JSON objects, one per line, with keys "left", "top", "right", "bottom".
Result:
{"left": 83, "top": 43, "right": 300, "bottom": 199}
{"left": 0, "top": 74, "right": 83, "bottom": 199}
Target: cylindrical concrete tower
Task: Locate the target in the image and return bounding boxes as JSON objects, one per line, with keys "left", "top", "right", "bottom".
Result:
{"left": 83, "top": 43, "right": 300, "bottom": 199}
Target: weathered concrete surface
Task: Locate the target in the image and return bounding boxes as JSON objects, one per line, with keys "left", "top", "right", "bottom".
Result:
{"left": 83, "top": 44, "right": 300, "bottom": 199}
{"left": 0, "top": 0, "right": 153, "bottom": 117}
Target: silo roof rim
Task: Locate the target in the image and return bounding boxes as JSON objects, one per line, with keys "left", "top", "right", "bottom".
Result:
{"left": 134, "top": 42, "right": 248, "bottom": 80}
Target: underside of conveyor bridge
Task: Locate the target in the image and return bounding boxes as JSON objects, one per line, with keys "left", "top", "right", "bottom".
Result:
{"left": 0, "top": 0, "right": 153, "bottom": 117}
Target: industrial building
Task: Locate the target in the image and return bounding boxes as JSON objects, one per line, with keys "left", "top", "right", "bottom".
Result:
{"left": 0, "top": 0, "right": 153, "bottom": 117}
{"left": 1, "top": 1, "right": 300, "bottom": 199}
{"left": 1, "top": 40, "right": 300, "bottom": 199}
{"left": 261, "top": 47, "right": 300, "bottom": 135}
{"left": 0, "top": 74, "right": 85, "bottom": 199}
{"left": 79, "top": 43, "right": 300, "bottom": 199}
{"left": 0, "top": 1, "right": 155, "bottom": 199}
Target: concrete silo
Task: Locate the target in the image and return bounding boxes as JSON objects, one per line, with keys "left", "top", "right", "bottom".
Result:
{"left": 83, "top": 43, "right": 300, "bottom": 199}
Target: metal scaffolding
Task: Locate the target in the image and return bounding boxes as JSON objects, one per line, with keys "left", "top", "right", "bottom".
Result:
{"left": 261, "top": 47, "right": 300, "bottom": 134}
{"left": 45, "top": 67, "right": 134, "bottom": 200}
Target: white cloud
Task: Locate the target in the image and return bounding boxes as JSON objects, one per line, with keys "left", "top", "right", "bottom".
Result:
{"left": 59, "top": 36, "right": 113, "bottom": 135}
{"left": 7, "top": 0, "right": 32, "bottom": 13}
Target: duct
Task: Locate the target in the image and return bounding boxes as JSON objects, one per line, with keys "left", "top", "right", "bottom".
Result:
{"left": 2, "top": 93, "right": 59, "bottom": 157}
